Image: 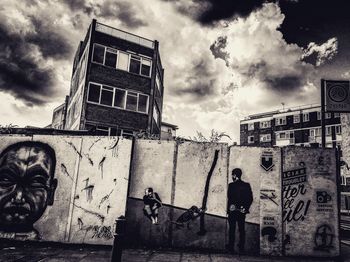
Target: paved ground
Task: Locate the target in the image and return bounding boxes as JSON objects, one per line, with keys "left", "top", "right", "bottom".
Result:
{"left": 0, "top": 241, "right": 345, "bottom": 262}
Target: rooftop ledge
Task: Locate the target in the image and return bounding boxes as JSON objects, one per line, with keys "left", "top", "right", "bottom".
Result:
{"left": 95, "top": 22, "right": 155, "bottom": 49}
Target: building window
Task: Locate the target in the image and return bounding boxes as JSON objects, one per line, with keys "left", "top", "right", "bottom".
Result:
{"left": 248, "top": 123, "right": 254, "bottom": 130}
{"left": 129, "top": 55, "right": 141, "bottom": 74}
{"left": 336, "top": 125, "right": 342, "bottom": 135}
{"left": 326, "top": 126, "right": 332, "bottom": 136}
{"left": 87, "top": 82, "right": 148, "bottom": 114}
{"left": 91, "top": 44, "right": 152, "bottom": 77}
{"left": 275, "top": 117, "right": 286, "bottom": 126}
{"left": 325, "top": 113, "right": 332, "bottom": 119}
{"left": 310, "top": 127, "right": 321, "bottom": 137}
{"left": 96, "top": 126, "right": 109, "bottom": 136}
{"left": 248, "top": 136, "right": 254, "bottom": 144}
{"left": 100, "top": 86, "right": 114, "bottom": 106}
{"left": 92, "top": 44, "right": 105, "bottom": 64}
{"left": 105, "top": 48, "right": 118, "bottom": 68}
{"left": 293, "top": 114, "right": 300, "bottom": 123}
{"left": 317, "top": 111, "right": 321, "bottom": 120}
{"left": 303, "top": 113, "right": 309, "bottom": 122}
{"left": 87, "top": 83, "right": 101, "bottom": 103}
{"left": 279, "top": 132, "right": 286, "bottom": 139}
{"left": 260, "top": 120, "right": 271, "bottom": 129}
{"left": 114, "top": 88, "right": 126, "bottom": 108}
{"left": 260, "top": 134, "right": 271, "bottom": 142}
{"left": 138, "top": 94, "right": 148, "bottom": 113}
{"left": 334, "top": 113, "right": 340, "bottom": 118}
{"left": 117, "top": 51, "right": 129, "bottom": 71}
{"left": 141, "top": 59, "right": 152, "bottom": 76}
{"left": 126, "top": 91, "right": 138, "bottom": 111}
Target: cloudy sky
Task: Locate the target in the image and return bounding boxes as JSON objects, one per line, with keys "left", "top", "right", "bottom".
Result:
{"left": 1, "top": 0, "right": 350, "bottom": 143}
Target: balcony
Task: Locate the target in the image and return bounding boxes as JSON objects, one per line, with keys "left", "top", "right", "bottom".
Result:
{"left": 95, "top": 22, "right": 154, "bottom": 49}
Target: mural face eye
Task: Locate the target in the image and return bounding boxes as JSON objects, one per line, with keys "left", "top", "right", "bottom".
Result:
{"left": 29, "top": 176, "right": 48, "bottom": 189}
{"left": 0, "top": 171, "right": 16, "bottom": 188}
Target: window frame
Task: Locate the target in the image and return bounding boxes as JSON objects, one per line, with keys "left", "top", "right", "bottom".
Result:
{"left": 293, "top": 114, "right": 300, "bottom": 123}
{"left": 91, "top": 44, "right": 153, "bottom": 78}
{"left": 302, "top": 113, "right": 309, "bottom": 122}
{"left": 248, "top": 136, "right": 254, "bottom": 144}
{"left": 260, "top": 134, "right": 271, "bottom": 142}
{"left": 259, "top": 120, "right": 271, "bottom": 129}
{"left": 87, "top": 82, "right": 149, "bottom": 114}
{"left": 248, "top": 123, "right": 255, "bottom": 131}
{"left": 275, "top": 117, "right": 286, "bottom": 126}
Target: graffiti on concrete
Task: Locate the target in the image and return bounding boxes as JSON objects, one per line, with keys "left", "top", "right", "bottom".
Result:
{"left": 143, "top": 187, "right": 162, "bottom": 225}
{"left": 73, "top": 204, "right": 105, "bottom": 223}
{"left": 83, "top": 153, "right": 94, "bottom": 166}
{"left": 314, "top": 224, "right": 334, "bottom": 252}
{"left": 82, "top": 178, "right": 94, "bottom": 203}
{"left": 261, "top": 151, "right": 274, "bottom": 171}
{"left": 65, "top": 140, "right": 83, "bottom": 159}
{"left": 98, "top": 189, "right": 114, "bottom": 209}
{"left": 262, "top": 226, "right": 277, "bottom": 242}
{"left": 171, "top": 205, "right": 205, "bottom": 230}
{"left": 98, "top": 156, "right": 106, "bottom": 179}
{"left": 77, "top": 217, "right": 113, "bottom": 240}
{"left": 108, "top": 137, "right": 120, "bottom": 157}
{"left": 61, "top": 163, "right": 75, "bottom": 182}
{"left": 260, "top": 189, "right": 278, "bottom": 206}
{"left": 198, "top": 149, "right": 219, "bottom": 236}
{"left": 0, "top": 141, "right": 57, "bottom": 240}
{"left": 88, "top": 138, "right": 101, "bottom": 151}
{"left": 282, "top": 165, "right": 311, "bottom": 222}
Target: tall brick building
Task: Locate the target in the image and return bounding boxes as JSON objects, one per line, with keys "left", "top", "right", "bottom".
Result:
{"left": 60, "top": 19, "right": 164, "bottom": 136}
{"left": 240, "top": 104, "right": 342, "bottom": 148}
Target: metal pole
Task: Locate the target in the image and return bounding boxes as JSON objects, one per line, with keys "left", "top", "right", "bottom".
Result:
{"left": 111, "top": 216, "right": 126, "bottom": 262}
{"left": 321, "top": 79, "right": 326, "bottom": 148}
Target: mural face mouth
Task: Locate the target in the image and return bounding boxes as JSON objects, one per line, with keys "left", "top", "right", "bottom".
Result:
{"left": 2, "top": 206, "right": 31, "bottom": 223}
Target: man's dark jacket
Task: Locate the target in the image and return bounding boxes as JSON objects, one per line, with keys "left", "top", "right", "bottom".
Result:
{"left": 227, "top": 180, "right": 253, "bottom": 213}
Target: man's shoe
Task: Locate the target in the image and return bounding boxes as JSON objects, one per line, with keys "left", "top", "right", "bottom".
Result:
{"left": 238, "top": 248, "right": 245, "bottom": 255}
{"left": 225, "top": 244, "right": 235, "bottom": 254}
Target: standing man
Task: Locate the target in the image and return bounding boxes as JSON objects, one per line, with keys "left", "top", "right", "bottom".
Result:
{"left": 227, "top": 168, "right": 253, "bottom": 254}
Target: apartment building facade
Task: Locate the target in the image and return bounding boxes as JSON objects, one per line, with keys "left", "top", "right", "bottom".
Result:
{"left": 240, "top": 104, "right": 342, "bottom": 148}
{"left": 62, "top": 19, "right": 164, "bottom": 136}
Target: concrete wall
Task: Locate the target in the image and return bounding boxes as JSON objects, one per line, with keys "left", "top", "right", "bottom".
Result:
{"left": 0, "top": 135, "right": 132, "bottom": 245}
{"left": 0, "top": 135, "right": 339, "bottom": 257}
{"left": 282, "top": 147, "right": 339, "bottom": 257}
{"left": 125, "top": 140, "right": 229, "bottom": 251}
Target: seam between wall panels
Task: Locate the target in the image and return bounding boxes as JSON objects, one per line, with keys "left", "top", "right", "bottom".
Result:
{"left": 167, "top": 141, "right": 178, "bottom": 247}
{"left": 225, "top": 145, "right": 231, "bottom": 247}
{"left": 124, "top": 137, "right": 136, "bottom": 219}
{"left": 280, "top": 147, "right": 285, "bottom": 256}
{"left": 64, "top": 137, "right": 83, "bottom": 243}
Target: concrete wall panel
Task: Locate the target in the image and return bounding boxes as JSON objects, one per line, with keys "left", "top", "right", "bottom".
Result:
{"left": 69, "top": 136, "right": 132, "bottom": 245}
{"left": 174, "top": 142, "right": 228, "bottom": 216}
{"left": 282, "top": 147, "right": 339, "bottom": 257}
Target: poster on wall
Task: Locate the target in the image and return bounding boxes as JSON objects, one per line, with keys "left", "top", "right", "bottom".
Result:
{"left": 282, "top": 147, "right": 339, "bottom": 257}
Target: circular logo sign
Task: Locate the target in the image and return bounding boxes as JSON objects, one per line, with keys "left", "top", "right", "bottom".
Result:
{"left": 328, "top": 84, "right": 348, "bottom": 102}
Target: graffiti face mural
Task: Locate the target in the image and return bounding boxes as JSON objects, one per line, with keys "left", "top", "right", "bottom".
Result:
{"left": 0, "top": 141, "right": 57, "bottom": 239}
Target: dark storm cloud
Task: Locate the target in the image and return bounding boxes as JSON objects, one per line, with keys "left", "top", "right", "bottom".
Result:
{"left": 62, "top": 0, "right": 147, "bottom": 29}
{"left": 0, "top": 19, "right": 72, "bottom": 106}
{"left": 265, "top": 75, "right": 303, "bottom": 92}
{"left": 174, "top": 59, "right": 217, "bottom": 99}
{"left": 210, "top": 36, "right": 229, "bottom": 63}
{"left": 27, "top": 16, "right": 72, "bottom": 59}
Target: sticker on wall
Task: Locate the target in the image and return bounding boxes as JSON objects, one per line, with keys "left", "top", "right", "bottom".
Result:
{"left": 261, "top": 151, "right": 274, "bottom": 171}
{"left": 282, "top": 166, "right": 307, "bottom": 186}
{"left": 260, "top": 189, "right": 278, "bottom": 206}
{"left": 316, "top": 190, "right": 333, "bottom": 212}
{"left": 314, "top": 155, "right": 332, "bottom": 176}
{"left": 314, "top": 224, "right": 335, "bottom": 252}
